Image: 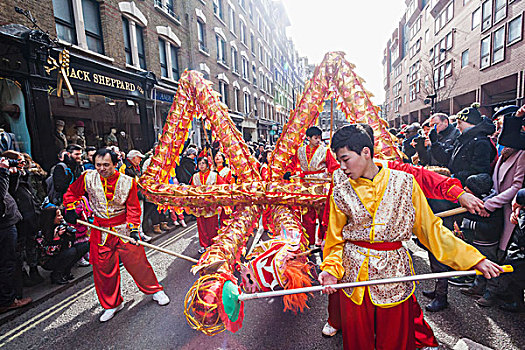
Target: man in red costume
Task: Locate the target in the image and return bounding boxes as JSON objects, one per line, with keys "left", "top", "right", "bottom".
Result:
{"left": 319, "top": 125, "right": 502, "bottom": 350}
{"left": 285, "top": 126, "right": 340, "bottom": 246}
{"left": 63, "top": 148, "right": 169, "bottom": 322}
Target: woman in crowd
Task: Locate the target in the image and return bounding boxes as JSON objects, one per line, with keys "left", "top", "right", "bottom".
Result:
{"left": 38, "top": 206, "right": 89, "bottom": 284}
{"left": 191, "top": 157, "right": 224, "bottom": 254}
{"left": 214, "top": 152, "right": 233, "bottom": 226}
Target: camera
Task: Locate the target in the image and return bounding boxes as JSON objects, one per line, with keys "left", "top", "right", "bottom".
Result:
{"left": 57, "top": 222, "right": 77, "bottom": 236}
{"left": 8, "top": 159, "right": 20, "bottom": 168}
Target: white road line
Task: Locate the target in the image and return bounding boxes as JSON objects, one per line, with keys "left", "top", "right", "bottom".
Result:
{"left": 0, "top": 223, "right": 196, "bottom": 348}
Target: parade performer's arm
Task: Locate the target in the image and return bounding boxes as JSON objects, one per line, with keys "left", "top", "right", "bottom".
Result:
{"left": 63, "top": 172, "right": 87, "bottom": 209}
{"left": 325, "top": 149, "right": 340, "bottom": 174}
{"left": 411, "top": 178, "right": 502, "bottom": 277}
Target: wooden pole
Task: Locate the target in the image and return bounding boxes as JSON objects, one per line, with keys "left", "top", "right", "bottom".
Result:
{"left": 330, "top": 98, "right": 334, "bottom": 140}
{"left": 77, "top": 219, "right": 198, "bottom": 263}
{"left": 238, "top": 265, "right": 513, "bottom": 301}
{"left": 435, "top": 207, "right": 467, "bottom": 218}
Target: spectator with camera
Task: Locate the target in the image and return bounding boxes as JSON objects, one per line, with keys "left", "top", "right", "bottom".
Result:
{"left": 401, "top": 123, "right": 420, "bottom": 163}
{"left": 429, "top": 103, "right": 497, "bottom": 185}
{"left": 46, "top": 144, "right": 84, "bottom": 206}
{"left": 0, "top": 157, "right": 31, "bottom": 314}
{"left": 37, "top": 205, "right": 89, "bottom": 284}
{"left": 414, "top": 113, "right": 460, "bottom": 166}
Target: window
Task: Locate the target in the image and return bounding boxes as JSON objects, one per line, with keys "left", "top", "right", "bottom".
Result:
{"left": 123, "top": 17, "right": 132, "bottom": 65}
{"left": 444, "top": 60, "right": 452, "bottom": 76}
{"left": 242, "top": 56, "right": 249, "bottom": 80}
{"left": 410, "top": 16, "right": 422, "bottom": 39}
{"left": 253, "top": 96, "right": 258, "bottom": 116}
{"left": 480, "top": 35, "right": 491, "bottom": 68}
{"left": 229, "top": 6, "right": 236, "bottom": 33}
{"left": 252, "top": 64, "right": 257, "bottom": 85}
{"left": 481, "top": 0, "right": 492, "bottom": 31}
{"left": 493, "top": 26, "right": 505, "bottom": 63}
{"left": 159, "top": 38, "right": 180, "bottom": 80}
{"left": 244, "top": 92, "right": 251, "bottom": 114}
{"left": 197, "top": 20, "right": 207, "bottom": 51}
{"left": 461, "top": 49, "right": 469, "bottom": 68}
{"left": 435, "top": 1, "right": 454, "bottom": 33}
{"left": 218, "top": 81, "right": 229, "bottom": 106}
{"left": 233, "top": 87, "right": 240, "bottom": 111}
{"left": 159, "top": 39, "right": 168, "bottom": 78}
{"left": 250, "top": 33, "right": 255, "bottom": 54}
{"left": 213, "top": 0, "right": 224, "bottom": 20}
{"left": 216, "top": 35, "right": 227, "bottom": 64}
{"left": 53, "top": 0, "right": 104, "bottom": 54}
{"left": 258, "top": 44, "right": 263, "bottom": 62}
{"left": 53, "top": 0, "right": 77, "bottom": 44}
{"left": 494, "top": 0, "right": 507, "bottom": 24}
{"left": 231, "top": 47, "right": 239, "bottom": 73}
{"left": 170, "top": 44, "right": 180, "bottom": 80}
{"left": 508, "top": 15, "right": 523, "bottom": 45}
{"left": 122, "top": 16, "right": 146, "bottom": 69}
{"left": 240, "top": 20, "right": 247, "bottom": 45}
{"left": 472, "top": 7, "right": 481, "bottom": 29}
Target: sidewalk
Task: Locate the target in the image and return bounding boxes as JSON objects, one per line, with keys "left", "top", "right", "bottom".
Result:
{"left": 0, "top": 222, "right": 193, "bottom": 326}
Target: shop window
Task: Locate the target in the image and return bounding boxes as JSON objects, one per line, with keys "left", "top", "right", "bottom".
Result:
{"left": 481, "top": 0, "right": 492, "bottom": 31}
{"left": 461, "top": 49, "right": 469, "bottom": 68}
{"left": 197, "top": 20, "right": 207, "bottom": 52}
{"left": 492, "top": 26, "right": 505, "bottom": 63}
{"left": 480, "top": 35, "right": 491, "bottom": 68}
{"left": 216, "top": 35, "right": 227, "bottom": 65}
{"left": 494, "top": 0, "right": 507, "bottom": 24}
{"left": 508, "top": 15, "right": 523, "bottom": 45}
{"left": 52, "top": 0, "right": 104, "bottom": 54}
{"left": 229, "top": 6, "right": 236, "bottom": 33}
{"left": 53, "top": 0, "right": 77, "bottom": 45}
{"left": 231, "top": 47, "right": 239, "bottom": 73}
{"left": 472, "top": 7, "right": 481, "bottom": 29}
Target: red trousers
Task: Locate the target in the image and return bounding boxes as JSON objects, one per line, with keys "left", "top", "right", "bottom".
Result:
{"left": 302, "top": 207, "right": 326, "bottom": 245}
{"left": 197, "top": 216, "right": 219, "bottom": 248}
{"left": 92, "top": 235, "right": 163, "bottom": 309}
{"left": 328, "top": 291, "right": 438, "bottom": 349}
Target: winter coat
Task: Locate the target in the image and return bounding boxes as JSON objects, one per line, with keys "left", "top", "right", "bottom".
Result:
{"left": 460, "top": 192, "right": 504, "bottom": 244}
{"left": 431, "top": 118, "right": 496, "bottom": 184}
{"left": 0, "top": 169, "right": 22, "bottom": 228}
{"left": 416, "top": 124, "right": 460, "bottom": 166}
{"left": 506, "top": 209, "right": 525, "bottom": 262}
{"left": 176, "top": 157, "right": 197, "bottom": 185}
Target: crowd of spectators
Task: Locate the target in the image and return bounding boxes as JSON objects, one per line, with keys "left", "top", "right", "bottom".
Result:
{"left": 390, "top": 103, "right": 525, "bottom": 313}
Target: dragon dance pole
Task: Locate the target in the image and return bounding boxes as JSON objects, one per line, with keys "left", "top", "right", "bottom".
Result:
{"left": 77, "top": 219, "right": 199, "bottom": 263}
{"left": 238, "top": 266, "right": 513, "bottom": 302}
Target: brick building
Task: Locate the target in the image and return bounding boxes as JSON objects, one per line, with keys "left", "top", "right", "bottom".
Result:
{"left": 383, "top": 0, "right": 525, "bottom": 128}
{"left": 0, "top": 0, "right": 304, "bottom": 168}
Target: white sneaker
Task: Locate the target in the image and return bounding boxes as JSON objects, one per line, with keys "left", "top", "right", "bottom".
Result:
{"left": 174, "top": 221, "right": 180, "bottom": 226}
{"left": 322, "top": 322, "right": 339, "bottom": 337}
{"left": 141, "top": 233, "right": 152, "bottom": 242}
{"left": 77, "top": 257, "right": 90, "bottom": 267}
{"left": 99, "top": 303, "right": 124, "bottom": 322}
{"left": 152, "top": 290, "right": 170, "bottom": 306}
{"left": 180, "top": 220, "right": 187, "bottom": 228}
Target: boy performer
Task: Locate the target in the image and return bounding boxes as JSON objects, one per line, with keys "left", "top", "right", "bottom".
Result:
{"left": 63, "top": 148, "right": 169, "bottom": 322}
{"left": 319, "top": 125, "right": 502, "bottom": 350}
{"left": 285, "top": 126, "right": 339, "bottom": 246}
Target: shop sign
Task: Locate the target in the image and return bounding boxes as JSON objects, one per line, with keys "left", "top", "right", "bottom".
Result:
{"left": 45, "top": 50, "right": 145, "bottom": 98}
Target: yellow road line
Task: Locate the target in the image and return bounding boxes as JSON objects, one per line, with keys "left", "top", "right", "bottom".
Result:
{"left": 0, "top": 223, "right": 197, "bottom": 348}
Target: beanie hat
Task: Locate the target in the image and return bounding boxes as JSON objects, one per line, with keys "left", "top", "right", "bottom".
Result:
{"left": 456, "top": 102, "right": 483, "bottom": 125}
{"left": 465, "top": 173, "right": 493, "bottom": 198}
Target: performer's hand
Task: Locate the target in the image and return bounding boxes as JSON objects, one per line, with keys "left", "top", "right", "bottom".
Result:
{"left": 283, "top": 171, "right": 291, "bottom": 180}
{"left": 474, "top": 259, "right": 504, "bottom": 279}
{"left": 458, "top": 192, "right": 484, "bottom": 215}
{"left": 318, "top": 271, "right": 338, "bottom": 295}
{"left": 129, "top": 227, "right": 141, "bottom": 245}
{"left": 63, "top": 209, "right": 78, "bottom": 225}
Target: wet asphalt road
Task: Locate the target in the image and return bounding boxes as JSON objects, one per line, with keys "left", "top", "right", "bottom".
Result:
{"left": 0, "top": 223, "right": 522, "bottom": 350}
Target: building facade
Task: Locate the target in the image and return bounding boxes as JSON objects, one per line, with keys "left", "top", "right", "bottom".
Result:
{"left": 383, "top": 0, "right": 525, "bottom": 128}
{"left": 0, "top": 0, "right": 304, "bottom": 168}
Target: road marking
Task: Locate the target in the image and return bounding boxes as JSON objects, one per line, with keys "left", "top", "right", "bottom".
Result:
{"left": 0, "top": 223, "right": 196, "bottom": 348}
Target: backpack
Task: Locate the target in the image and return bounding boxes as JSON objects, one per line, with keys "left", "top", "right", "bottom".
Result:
{"left": 44, "top": 163, "right": 71, "bottom": 205}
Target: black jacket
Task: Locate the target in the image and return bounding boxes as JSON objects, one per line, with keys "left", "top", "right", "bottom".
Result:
{"left": 11, "top": 171, "right": 39, "bottom": 226}
{"left": 460, "top": 193, "right": 504, "bottom": 244}
{"left": 431, "top": 118, "right": 496, "bottom": 184}
{"left": 176, "top": 157, "right": 196, "bottom": 185}
{"left": 0, "top": 169, "right": 22, "bottom": 228}
{"left": 416, "top": 124, "right": 460, "bottom": 166}
{"left": 506, "top": 209, "right": 525, "bottom": 262}
{"left": 402, "top": 134, "right": 418, "bottom": 162}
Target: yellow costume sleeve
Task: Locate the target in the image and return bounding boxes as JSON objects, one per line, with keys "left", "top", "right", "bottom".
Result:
{"left": 412, "top": 179, "right": 485, "bottom": 270}
{"left": 320, "top": 196, "right": 347, "bottom": 280}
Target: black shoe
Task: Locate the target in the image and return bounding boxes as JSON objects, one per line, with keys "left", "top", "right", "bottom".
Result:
{"left": 460, "top": 286, "right": 484, "bottom": 298}
{"left": 64, "top": 273, "right": 74, "bottom": 281}
{"left": 448, "top": 275, "right": 475, "bottom": 287}
{"left": 51, "top": 273, "right": 70, "bottom": 285}
{"left": 498, "top": 301, "right": 524, "bottom": 313}
{"left": 476, "top": 292, "right": 497, "bottom": 307}
{"left": 422, "top": 290, "right": 435, "bottom": 299}
{"left": 425, "top": 297, "right": 448, "bottom": 312}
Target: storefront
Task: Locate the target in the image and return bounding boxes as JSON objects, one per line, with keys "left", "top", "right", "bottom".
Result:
{"left": 0, "top": 25, "right": 157, "bottom": 169}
